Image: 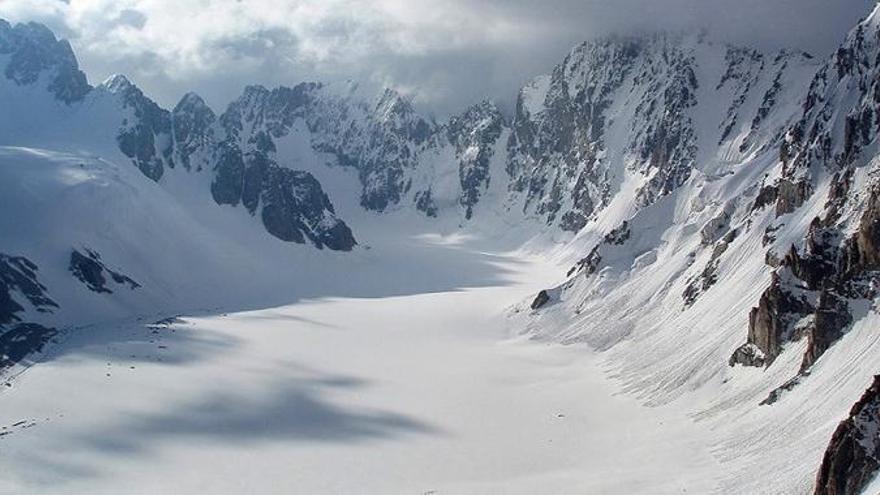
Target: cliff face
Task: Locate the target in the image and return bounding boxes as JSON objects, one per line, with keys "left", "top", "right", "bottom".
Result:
{"left": 0, "top": 20, "right": 89, "bottom": 104}
{"left": 815, "top": 376, "right": 880, "bottom": 495}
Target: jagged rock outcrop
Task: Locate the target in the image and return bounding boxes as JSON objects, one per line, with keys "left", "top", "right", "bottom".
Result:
{"left": 779, "top": 10, "right": 880, "bottom": 198}
{"left": 627, "top": 37, "right": 699, "bottom": 208}
{"left": 261, "top": 166, "right": 356, "bottom": 250}
{"left": 208, "top": 136, "right": 356, "bottom": 250}
{"left": 69, "top": 249, "right": 140, "bottom": 294}
{"left": 101, "top": 75, "right": 175, "bottom": 181}
{"left": 530, "top": 290, "right": 551, "bottom": 310}
{"left": 445, "top": 101, "right": 505, "bottom": 219}
{"left": 0, "top": 20, "right": 89, "bottom": 103}
{"left": 0, "top": 254, "right": 56, "bottom": 327}
{"left": 0, "top": 253, "right": 58, "bottom": 371}
{"left": 815, "top": 376, "right": 880, "bottom": 495}
{"left": 218, "top": 83, "right": 435, "bottom": 213}
{"left": 0, "top": 323, "right": 57, "bottom": 371}
{"left": 414, "top": 189, "right": 438, "bottom": 218}
{"left": 506, "top": 38, "right": 642, "bottom": 230}
{"left": 730, "top": 271, "right": 815, "bottom": 367}
{"left": 845, "top": 185, "right": 880, "bottom": 274}
{"left": 172, "top": 92, "right": 216, "bottom": 171}
{"left": 683, "top": 229, "right": 738, "bottom": 307}
{"left": 753, "top": 184, "right": 780, "bottom": 212}
{"left": 776, "top": 179, "right": 812, "bottom": 216}
{"left": 568, "top": 221, "right": 631, "bottom": 277}
{"left": 0, "top": 22, "right": 363, "bottom": 252}
{"left": 727, "top": 7, "right": 880, "bottom": 375}
{"left": 801, "top": 289, "right": 852, "bottom": 372}
{"left": 732, "top": 222, "right": 847, "bottom": 370}
{"left": 734, "top": 175, "right": 880, "bottom": 372}
{"left": 699, "top": 208, "right": 733, "bottom": 245}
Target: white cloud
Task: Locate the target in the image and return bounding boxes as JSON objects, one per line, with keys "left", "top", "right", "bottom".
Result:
{"left": 0, "top": 0, "right": 874, "bottom": 116}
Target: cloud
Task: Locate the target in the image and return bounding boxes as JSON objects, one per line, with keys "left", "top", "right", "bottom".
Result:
{"left": 0, "top": 0, "right": 875, "bottom": 117}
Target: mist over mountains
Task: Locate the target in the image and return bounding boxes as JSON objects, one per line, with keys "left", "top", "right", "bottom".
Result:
{"left": 0, "top": 0, "right": 873, "bottom": 115}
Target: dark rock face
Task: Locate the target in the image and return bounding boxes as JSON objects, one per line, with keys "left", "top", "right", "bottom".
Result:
{"left": 0, "top": 254, "right": 56, "bottom": 327}
{"left": 729, "top": 343, "right": 766, "bottom": 368}
{"left": 0, "top": 253, "right": 55, "bottom": 372}
{"left": 761, "top": 373, "right": 808, "bottom": 406}
{"left": 683, "top": 229, "right": 738, "bottom": 307}
{"left": 727, "top": 14, "right": 880, "bottom": 384}
{"left": 814, "top": 375, "right": 880, "bottom": 495}
{"left": 785, "top": 221, "right": 839, "bottom": 290}
{"left": 744, "top": 272, "right": 813, "bottom": 360}
{"left": 699, "top": 209, "right": 733, "bottom": 246}
{"left": 242, "top": 151, "right": 272, "bottom": 214}
{"left": 414, "top": 189, "right": 438, "bottom": 218}
{"left": 219, "top": 83, "right": 434, "bottom": 214}
{"left": 753, "top": 184, "right": 779, "bottom": 211}
{"left": 208, "top": 138, "right": 356, "bottom": 251}
{"left": 847, "top": 186, "right": 880, "bottom": 272}
{"left": 261, "top": 167, "right": 356, "bottom": 251}
{"left": 631, "top": 47, "right": 699, "bottom": 207}
{"left": 173, "top": 85, "right": 359, "bottom": 250}
{"left": 825, "top": 169, "right": 855, "bottom": 225}
{"left": 531, "top": 290, "right": 551, "bottom": 310}
{"left": 172, "top": 92, "right": 216, "bottom": 171}
{"left": 730, "top": 271, "right": 814, "bottom": 367}
{"left": 776, "top": 179, "right": 812, "bottom": 216}
{"left": 733, "top": 179, "right": 880, "bottom": 371}
{"left": 353, "top": 89, "right": 433, "bottom": 211}
{"left": 568, "top": 221, "right": 631, "bottom": 277}
{"left": 507, "top": 39, "right": 641, "bottom": 229}
{"left": 786, "top": 188, "right": 880, "bottom": 367}
{"left": 801, "top": 289, "right": 851, "bottom": 372}
{"left": 0, "top": 323, "right": 57, "bottom": 371}
{"left": 105, "top": 75, "right": 174, "bottom": 181}
{"left": 446, "top": 101, "right": 504, "bottom": 219}
{"left": 0, "top": 20, "right": 90, "bottom": 103}
{"left": 783, "top": 18, "right": 880, "bottom": 183}
{"left": 732, "top": 180, "right": 880, "bottom": 414}
{"left": 717, "top": 46, "right": 766, "bottom": 145}
{"left": 69, "top": 249, "right": 140, "bottom": 294}
{"left": 210, "top": 141, "right": 247, "bottom": 206}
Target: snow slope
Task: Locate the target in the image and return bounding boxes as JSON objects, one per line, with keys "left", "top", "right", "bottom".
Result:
{"left": 519, "top": 7, "right": 880, "bottom": 494}
{"left": 0, "top": 231, "right": 725, "bottom": 495}
{"left": 0, "top": 146, "right": 359, "bottom": 329}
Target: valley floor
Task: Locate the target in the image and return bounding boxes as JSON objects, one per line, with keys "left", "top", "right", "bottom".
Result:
{"left": 0, "top": 228, "right": 722, "bottom": 494}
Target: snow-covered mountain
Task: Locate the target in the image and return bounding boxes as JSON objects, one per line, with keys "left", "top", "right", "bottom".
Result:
{"left": 5, "top": 6, "right": 880, "bottom": 493}
{"left": 521, "top": 9, "right": 880, "bottom": 495}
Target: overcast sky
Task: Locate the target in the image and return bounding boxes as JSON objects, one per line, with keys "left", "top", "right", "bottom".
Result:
{"left": 0, "top": 0, "right": 875, "bottom": 117}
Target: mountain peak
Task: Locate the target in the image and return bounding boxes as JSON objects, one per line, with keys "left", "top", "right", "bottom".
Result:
{"left": 2, "top": 20, "right": 58, "bottom": 47}
{"left": 0, "top": 19, "right": 90, "bottom": 103}
{"left": 174, "top": 91, "right": 211, "bottom": 113}
{"left": 375, "top": 87, "right": 415, "bottom": 117}
{"left": 100, "top": 74, "right": 135, "bottom": 93}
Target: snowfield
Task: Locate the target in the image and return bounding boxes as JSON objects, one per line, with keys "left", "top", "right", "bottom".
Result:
{"left": 0, "top": 225, "right": 721, "bottom": 495}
